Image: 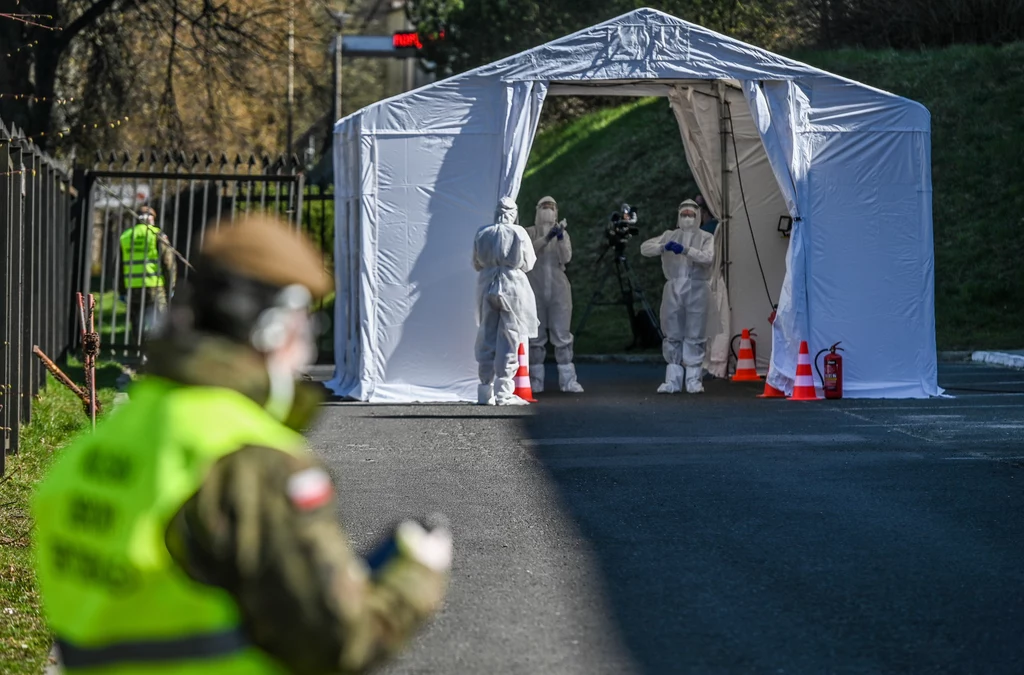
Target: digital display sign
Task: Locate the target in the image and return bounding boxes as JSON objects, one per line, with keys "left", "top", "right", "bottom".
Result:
{"left": 392, "top": 30, "right": 445, "bottom": 50}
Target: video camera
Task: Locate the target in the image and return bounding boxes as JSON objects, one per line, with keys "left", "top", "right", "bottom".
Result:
{"left": 606, "top": 203, "right": 639, "bottom": 252}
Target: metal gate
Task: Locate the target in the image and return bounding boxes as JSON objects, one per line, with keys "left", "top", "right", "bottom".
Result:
{"left": 81, "top": 152, "right": 335, "bottom": 363}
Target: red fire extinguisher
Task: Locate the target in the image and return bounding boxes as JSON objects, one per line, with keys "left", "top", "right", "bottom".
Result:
{"left": 814, "top": 342, "right": 844, "bottom": 399}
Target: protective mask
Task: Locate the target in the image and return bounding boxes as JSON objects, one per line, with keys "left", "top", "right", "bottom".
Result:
{"left": 677, "top": 212, "right": 698, "bottom": 230}
{"left": 264, "top": 356, "right": 297, "bottom": 423}
{"left": 250, "top": 285, "right": 316, "bottom": 422}
{"left": 536, "top": 207, "right": 557, "bottom": 226}
{"left": 263, "top": 314, "right": 316, "bottom": 422}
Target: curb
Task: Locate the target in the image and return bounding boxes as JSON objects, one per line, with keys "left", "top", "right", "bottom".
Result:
{"left": 971, "top": 351, "right": 1024, "bottom": 369}
{"left": 580, "top": 352, "right": 976, "bottom": 364}
{"left": 938, "top": 350, "right": 972, "bottom": 362}
{"left": 575, "top": 353, "right": 663, "bottom": 363}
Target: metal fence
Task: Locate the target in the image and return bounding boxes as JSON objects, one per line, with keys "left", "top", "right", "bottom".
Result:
{"left": 78, "top": 152, "right": 336, "bottom": 362}
{"left": 0, "top": 120, "right": 78, "bottom": 475}
{"left": 1, "top": 146, "right": 336, "bottom": 476}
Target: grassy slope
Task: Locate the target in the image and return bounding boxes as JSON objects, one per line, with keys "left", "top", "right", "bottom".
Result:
{"left": 0, "top": 365, "right": 120, "bottom": 675}
{"left": 521, "top": 43, "right": 1024, "bottom": 352}
{"left": 521, "top": 99, "right": 698, "bottom": 354}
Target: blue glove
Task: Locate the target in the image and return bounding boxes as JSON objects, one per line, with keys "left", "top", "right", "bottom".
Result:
{"left": 547, "top": 227, "right": 559, "bottom": 240}
{"left": 556, "top": 230, "right": 564, "bottom": 240}
{"left": 665, "top": 241, "right": 684, "bottom": 255}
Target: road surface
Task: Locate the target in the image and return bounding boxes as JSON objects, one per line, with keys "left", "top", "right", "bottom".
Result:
{"left": 307, "top": 361, "right": 1024, "bottom": 674}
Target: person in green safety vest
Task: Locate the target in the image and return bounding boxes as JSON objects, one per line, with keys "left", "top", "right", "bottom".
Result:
{"left": 32, "top": 213, "right": 453, "bottom": 674}
{"left": 119, "top": 205, "right": 177, "bottom": 340}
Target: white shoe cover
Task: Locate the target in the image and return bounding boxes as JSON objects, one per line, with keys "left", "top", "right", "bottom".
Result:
{"left": 657, "top": 364, "right": 684, "bottom": 394}
{"left": 496, "top": 395, "right": 530, "bottom": 406}
{"left": 477, "top": 383, "right": 495, "bottom": 406}
{"left": 530, "top": 367, "right": 544, "bottom": 394}
{"left": 558, "top": 364, "right": 584, "bottom": 393}
{"left": 685, "top": 366, "right": 704, "bottom": 394}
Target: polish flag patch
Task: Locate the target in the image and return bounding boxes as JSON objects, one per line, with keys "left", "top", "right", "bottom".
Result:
{"left": 286, "top": 468, "right": 334, "bottom": 510}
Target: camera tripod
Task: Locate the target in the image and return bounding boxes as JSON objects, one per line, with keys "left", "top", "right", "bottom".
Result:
{"left": 574, "top": 241, "right": 663, "bottom": 350}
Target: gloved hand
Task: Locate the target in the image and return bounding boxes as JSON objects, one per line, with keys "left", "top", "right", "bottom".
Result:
{"left": 547, "top": 226, "right": 560, "bottom": 240}
{"left": 556, "top": 219, "right": 567, "bottom": 240}
{"left": 665, "top": 241, "right": 684, "bottom": 255}
{"left": 365, "top": 513, "right": 453, "bottom": 575}
{"left": 396, "top": 518, "right": 453, "bottom": 573}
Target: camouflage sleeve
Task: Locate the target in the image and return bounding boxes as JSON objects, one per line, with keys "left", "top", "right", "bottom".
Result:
{"left": 158, "top": 234, "right": 177, "bottom": 295}
{"left": 165, "top": 445, "right": 449, "bottom": 675}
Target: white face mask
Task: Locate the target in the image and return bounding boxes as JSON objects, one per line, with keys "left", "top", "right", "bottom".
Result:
{"left": 249, "top": 285, "right": 316, "bottom": 422}
{"left": 263, "top": 311, "right": 316, "bottom": 422}
{"left": 536, "top": 202, "right": 557, "bottom": 226}
{"left": 677, "top": 210, "right": 698, "bottom": 230}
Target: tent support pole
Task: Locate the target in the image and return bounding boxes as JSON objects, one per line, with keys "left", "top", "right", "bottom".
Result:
{"left": 718, "top": 80, "right": 731, "bottom": 292}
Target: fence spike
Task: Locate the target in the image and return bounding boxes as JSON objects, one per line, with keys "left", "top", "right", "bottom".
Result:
{"left": 205, "top": 152, "right": 215, "bottom": 167}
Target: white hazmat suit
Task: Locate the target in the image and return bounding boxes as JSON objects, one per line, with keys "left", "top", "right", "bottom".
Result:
{"left": 640, "top": 199, "right": 715, "bottom": 394}
{"left": 473, "top": 197, "right": 539, "bottom": 405}
{"left": 525, "top": 196, "right": 583, "bottom": 394}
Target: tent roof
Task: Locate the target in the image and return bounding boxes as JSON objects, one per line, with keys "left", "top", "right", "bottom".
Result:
{"left": 336, "top": 7, "right": 928, "bottom": 132}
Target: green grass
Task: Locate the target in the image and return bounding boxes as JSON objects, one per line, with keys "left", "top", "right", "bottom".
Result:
{"left": 521, "top": 42, "right": 1024, "bottom": 352}
{"left": 521, "top": 97, "right": 697, "bottom": 355}
{"left": 0, "top": 363, "right": 121, "bottom": 675}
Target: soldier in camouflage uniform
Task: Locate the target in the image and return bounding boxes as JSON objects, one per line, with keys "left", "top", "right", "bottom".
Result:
{"left": 33, "top": 214, "right": 452, "bottom": 674}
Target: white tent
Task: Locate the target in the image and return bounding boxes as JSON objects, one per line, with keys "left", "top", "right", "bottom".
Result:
{"left": 327, "top": 7, "right": 940, "bottom": 402}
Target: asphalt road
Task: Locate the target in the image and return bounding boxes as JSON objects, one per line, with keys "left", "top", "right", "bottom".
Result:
{"left": 307, "top": 362, "right": 1024, "bottom": 675}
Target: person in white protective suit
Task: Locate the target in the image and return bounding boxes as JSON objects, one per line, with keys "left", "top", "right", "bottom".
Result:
{"left": 640, "top": 199, "right": 715, "bottom": 394}
{"left": 524, "top": 196, "right": 584, "bottom": 394}
{"left": 473, "top": 197, "right": 539, "bottom": 406}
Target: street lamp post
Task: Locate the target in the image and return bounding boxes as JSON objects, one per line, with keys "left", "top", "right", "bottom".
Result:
{"left": 327, "top": 2, "right": 351, "bottom": 126}
{"left": 286, "top": 0, "right": 295, "bottom": 155}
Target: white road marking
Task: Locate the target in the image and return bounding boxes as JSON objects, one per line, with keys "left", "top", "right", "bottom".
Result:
{"left": 942, "top": 455, "right": 1024, "bottom": 461}
{"left": 840, "top": 410, "right": 937, "bottom": 443}
{"left": 524, "top": 434, "right": 866, "bottom": 447}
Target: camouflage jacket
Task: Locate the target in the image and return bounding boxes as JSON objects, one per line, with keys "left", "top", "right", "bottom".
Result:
{"left": 147, "top": 334, "right": 449, "bottom": 674}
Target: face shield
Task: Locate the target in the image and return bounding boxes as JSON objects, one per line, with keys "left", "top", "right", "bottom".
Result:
{"left": 535, "top": 196, "right": 558, "bottom": 226}
{"left": 677, "top": 200, "right": 700, "bottom": 230}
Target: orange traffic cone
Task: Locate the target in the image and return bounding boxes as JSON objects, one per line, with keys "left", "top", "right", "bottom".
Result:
{"left": 513, "top": 343, "right": 537, "bottom": 403}
{"left": 789, "top": 341, "right": 819, "bottom": 401}
{"left": 756, "top": 382, "right": 786, "bottom": 398}
{"left": 732, "top": 329, "right": 762, "bottom": 382}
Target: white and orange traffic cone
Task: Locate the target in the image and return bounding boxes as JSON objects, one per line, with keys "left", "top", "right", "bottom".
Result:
{"left": 513, "top": 343, "right": 537, "bottom": 403}
{"left": 732, "top": 329, "right": 762, "bottom": 382}
{"left": 789, "top": 341, "right": 819, "bottom": 401}
{"left": 756, "top": 382, "right": 786, "bottom": 398}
